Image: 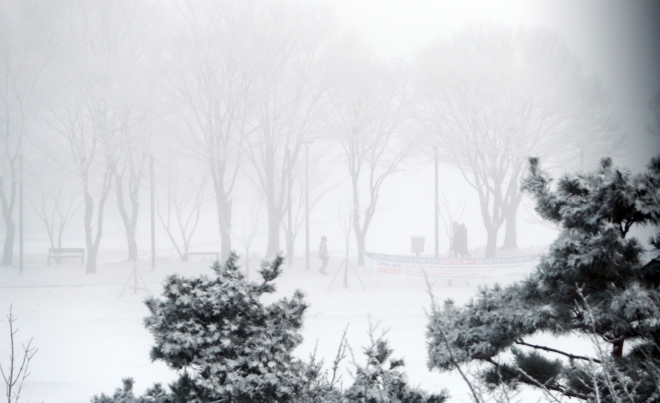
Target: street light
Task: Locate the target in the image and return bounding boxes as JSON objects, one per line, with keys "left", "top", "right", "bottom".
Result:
{"left": 151, "top": 153, "right": 155, "bottom": 270}
{"left": 303, "top": 140, "right": 314, "bottom": 270}
{"left": 434, "top": 145, "right": 439, "bottom": 258}
{"left": 19, "top": 152, "right": 23, "bottom": 274}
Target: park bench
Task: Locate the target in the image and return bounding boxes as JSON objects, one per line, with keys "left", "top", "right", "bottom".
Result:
{"left": 48, "top": 248, "right": 85, "bottom": 265}
{"left": 183, "top": 252, "right": 220, "bottom": 262}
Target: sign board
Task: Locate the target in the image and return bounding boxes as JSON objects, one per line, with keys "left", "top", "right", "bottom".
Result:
{"left": 411, "top": 236, "right": 425, "bottom": 255}
{"left": 364, "top": 251, "right": 539, "bottom": 279}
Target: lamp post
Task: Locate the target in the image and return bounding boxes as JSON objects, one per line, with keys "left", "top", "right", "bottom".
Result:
{"left": 151, "top": 153, "right": 155, "bottom": 270}
{"left": 19, "top": 153, "right": 23, "bottom": 274}
{"left": 434, "top": 145, "right": 439, "bottom": 258}
{"left": 303, "top": 140, "right": 314, "bottom": 270}
{"left": 286, "top": 148, "right": 293, "bottom": 266}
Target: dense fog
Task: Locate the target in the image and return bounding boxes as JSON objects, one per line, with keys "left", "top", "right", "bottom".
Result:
{"left": 0, "top": 0, "right": 658, "bottom": 270}
{"left": 1, "top": 1, "right": 660, "bottom": 402}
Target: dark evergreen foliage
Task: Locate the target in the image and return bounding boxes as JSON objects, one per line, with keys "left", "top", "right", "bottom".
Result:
{"left": 91, "top": 378, "right": 169, "bottom": 403}
{"left": 426, "top": 156, "right": 660, "bottom": 402}
{"left": 92, "top": 254, "right": 443, "bottom": 403}
{"left": 143, "top": 253, "right": 307, "bottom": 403}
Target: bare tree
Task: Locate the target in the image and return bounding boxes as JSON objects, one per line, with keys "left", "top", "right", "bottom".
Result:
{"left": 244, "top": 1, "right": 335, "bottom": 258}
{"left": 1, "top": 306, "right": 37, "bottom": 403}
{"left": 0, "top": 1, "right": 45, "bottom": 266}
{"left": 94, "top": 0, "right": 157, "bottom": 263}
{"left": 326, "top": 38, "right": 413, "bottom": 265}
{"left": 25, "top": 163, "right": 81, "bottom": 255}
{"left": 164, "top": 0, "right": 261, "bottom": 262}
{"left": 43, "top": 0, "right": 148, "bottom": 273}
{"left": 156, "top": 153, "right": 210, "bottom": 262}
{"left": 233, "top": 199, "right": 262, "bottom": 280}
{"left": 416, "top": 25, "right": 620, "bottom": 256}
{"left": 438, "top": 193, "right": 466, "bottom": 257}
{"left": 281, "top": 149, "right": 337, "bottom": 266}
{"left": 47, "top": 95, "right": 113, "bottom": 274}
{"left": 109, "top": 106, "right": 155, "bottom": 262}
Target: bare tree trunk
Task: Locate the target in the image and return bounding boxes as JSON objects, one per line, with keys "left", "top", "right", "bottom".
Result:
{"left": 85, "top": 244, "right": 97, "bottom": 274}
{"left": 0, "top": 166, "right": 17, "bottom": 266}
{"left": 350, "top": 174, "right": 374, "bottom": 266}
{"left": 351, "top": 176, "right": 362, "bottom": 265}
{"left": 219, "top": 221, "right": 231, "bottom": 264}
{"left": 266, "top": 208, "right": 281, "bottom": 258}
{"left": 211, "top": 175, "right": 232, "bottom": 263}
{"left": 265, "top": 143, "right": 281, "bottom": 257}
{"left": 286, "top": 166, "right": 294, "bottom": 266}
{"left": 356, "top": 230, "right": 366, "bottom": 266}
{"left": 83, "top": 170, "right": 112, "bottom": 274}
{"left": 501, "top": 174, "right": 523, "bottom": 251}
{"left": 125, "top": 226, "right": 138, "bottom": 261}
{"left": 115, "top": 174, "right": 139, "bottom": 261}
{"left": 83, "top": 189, "right": 96, "bottom": 273}
{"left": 501, "top": 208, "right": 518, "bottom": 250}
{"left": 472, "top": 169, "right": 508, "bottom": 258}
{"left": 1, "top": 218, "right": 15, "bottom": 266}
{"left": 485, "top": 227, "right": 498, "bottom": 258}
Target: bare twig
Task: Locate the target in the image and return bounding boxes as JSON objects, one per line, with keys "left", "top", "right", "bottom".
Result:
{"left": 1, "top": 306, "right": 37, "bottom": 403}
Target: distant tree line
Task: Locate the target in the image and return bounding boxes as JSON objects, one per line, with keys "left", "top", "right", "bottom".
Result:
{"left": 0, "top": 0, "right": 632, "bottom": 273}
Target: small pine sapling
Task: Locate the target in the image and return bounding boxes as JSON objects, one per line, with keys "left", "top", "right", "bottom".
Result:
{"left": 91, "top": 378, "right": 170, "bottom": 403}
{"left": 143, "top": 253, "right": 308, "bottom": 402}
{"left": 292, "top": 327, "right": 348, "bottom": 403}
{"left": 345, "top": 321, "right": 448, "bottom": 403}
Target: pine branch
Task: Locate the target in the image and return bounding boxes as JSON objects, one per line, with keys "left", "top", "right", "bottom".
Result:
{"left": 514, "top": 340, "right": 601, "bottom": 364}
{"left": 485, "top": 358, "right": 588, "bottom": 401}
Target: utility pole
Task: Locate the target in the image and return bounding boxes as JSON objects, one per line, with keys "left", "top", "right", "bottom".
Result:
{"left": 286, "top": 148, "right": 293, "bottom": 266}
{"left": 19, "top": 153, "right": 23, "bottom": 274}
{"left": 434, "top": 146, "right": 439, "bottom": 258}
{"left": 151, "top": 154, "right": 155, "bottom": 270}
{"left": 304, "top": 141, "right": 312, "bottom": 270}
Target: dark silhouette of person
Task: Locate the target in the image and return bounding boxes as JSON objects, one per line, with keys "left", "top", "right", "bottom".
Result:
{"left": 319, "top": 236, "right": 329, "bottom": 274}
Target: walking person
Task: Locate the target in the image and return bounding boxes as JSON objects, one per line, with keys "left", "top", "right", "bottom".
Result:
{"left": 319, "top": 236, "right": 329, "bottom": 275}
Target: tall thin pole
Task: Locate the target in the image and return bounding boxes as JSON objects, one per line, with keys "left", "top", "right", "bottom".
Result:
{"left": 19, "top": 153, "right": 23, "bottom": 274}
{"left": 286, "top": 149, "right": 292, "bottom": 266}
{"left": 150, "top": 154, "right": 155, "bottom": 269}
{"left": 434, "top": 146, "right": 439, "bottom": 258}
{"left": 305, "top": 144, "right": 310, "bottom": 270}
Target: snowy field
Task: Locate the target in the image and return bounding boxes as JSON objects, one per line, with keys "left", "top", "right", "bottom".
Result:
{"left": 0, "top": 256, "right": 579, "bottom": 403}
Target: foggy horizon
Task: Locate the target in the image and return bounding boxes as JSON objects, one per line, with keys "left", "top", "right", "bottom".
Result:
{"left": 1, "top": 1, "right": 659, "bottom": 402}
{"left": 1, "top": 0, "right": 658, "bottom": 262}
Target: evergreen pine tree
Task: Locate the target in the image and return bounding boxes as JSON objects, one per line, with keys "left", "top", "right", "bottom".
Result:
{"left": 345, "top": 327, "right": 448, "bottom": 403}
{"left": 426, "top": 156, "right": 660, "bottom": 402}
{"left": 92, "top": 255, "right": 445, "bottom": 403}
{"left": 143, "top": 253, "right": 308, "bottom": 403}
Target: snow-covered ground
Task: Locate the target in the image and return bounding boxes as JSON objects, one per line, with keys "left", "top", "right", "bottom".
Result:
{"left": 0, "top": 256, "right": 540, "bottom": 403}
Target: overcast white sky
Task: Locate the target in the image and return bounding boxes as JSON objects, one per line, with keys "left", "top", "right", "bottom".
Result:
{"left": 325, "top": 0, "right": 660, "bottom": 170}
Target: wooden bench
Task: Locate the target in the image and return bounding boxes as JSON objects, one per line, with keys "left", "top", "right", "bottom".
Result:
{"left": 183, "top": 252, "right": 220, "bottom": 262}
{"left": 48, "top": 248, "right": 85, "bottom": 265}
